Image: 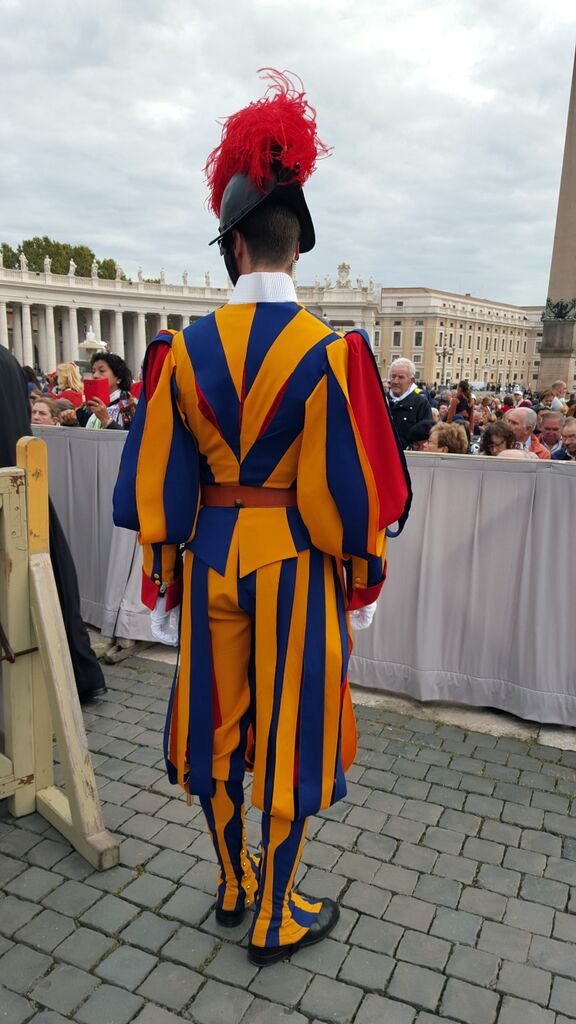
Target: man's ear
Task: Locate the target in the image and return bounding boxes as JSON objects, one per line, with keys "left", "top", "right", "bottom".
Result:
{"left": 232, "top": 230, "right": 242, "bottom": 260}
{"left": 294, "top": 241, "right": 301, "bottom": 262}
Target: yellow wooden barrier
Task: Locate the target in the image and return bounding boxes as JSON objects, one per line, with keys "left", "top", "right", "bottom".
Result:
{"left": 0, "top": 438, "right": 119, "bottom": 869}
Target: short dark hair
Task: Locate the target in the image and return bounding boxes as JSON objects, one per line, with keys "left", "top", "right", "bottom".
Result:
{"left": 90, "top": 351, "right": 132, "bottom": 392}
{"left": 238, "top": 202, "right": 300, "bottom": 267}
{"left": 479, "top": 421, "right": 515, "bottom": 454}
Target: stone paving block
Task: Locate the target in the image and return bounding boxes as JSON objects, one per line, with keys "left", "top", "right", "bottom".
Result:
{"left": 462, "top": 837, "right": 504, "bottom": 865}
{"left": 345, "top": 806, "right": 388, "bottom": 834}
{"left": 520, "top": 873, "right": 569, "bottom": 909}
{"left": 26, "top": 840, "right": 70, "bottom": 871}
{"left": 373, "top": 862, "right": 419, "bottom": 895}
{"left": 394, "top": 778, "right": 431, "bottom": 802}
{"left": 300, "top": 840, "right": 341, "bottom": 869}
{"left": 331, "top": 906, "right": 359, "bottom": 943}
{"left": 119, "top": 838, "right": 158, "bottom": 868}
{"left": 393, "top": 757, "right": 430, "bottom": 781}
{"left": 250, "top": 960, "right": 310, "bottom": 1007}
{"left": 521, "top": 830, "right": 563, "bottom": 857}
{"left": 341, "top": 880, "right": 391, "bottom": 918}
{"left": 503, "top": 897, "right": 554, "bottom": 937}
{"left": 550, "top": 976, "right": 576, "bottom": 1016}
{"left": 54, "top": 851, "right": 94, "bottom": 881}
{"left": 430, "top": 908, "right": 482, "bottom": 946}
{"left": 365, "top": 791, "right": 405, "bottom": 815}
{"left": 0, "top": 985, "right": 34, "bottom": 1024}
{"left": 42, "top": 879, "right": 101, "bottom": 917}
{"left": 292, "top": 936, "right": 349, "bottom": 978}
{"left": 76, "top": 983, "right": 145, "bottom": 1024}
{"left": 241, "top": 998, "right": 308, "bottom": 1023}
{"left": 529, "top": 935, "right": 576, "bottom": 979}
{"left": 0, "top": 828, "right": 43, "bottom": 859}
{"left": 459, "top": 886, "right": 506, "bottom": 921}
{"left": 445, "top": 946, "right": 499, "bottom": 987}
{"left": 477, "top": 921, "right": 531, "bottom": 963}
{"left": 191, "top": 979, "right": 254, "bottom": 1024}
{"left": 0, "top": 895, "right": 42, "bottom": 937}
{"left": 433, "top": 853, "right": 477, "bottom": 885}
{"left": 356, "top": 832, "right": 397, "bottom": 862}
{"left": 494, "top": 783, "right": 533, "bottom": 807}
{"left": 204, "top": 942, "right": 259, "bottom": 987}
{"left": 355, "top": 994, "right": 416, "bottom": 1024}
{"left": 0, "top": 942, "right": 53, "bottom": 993}
{"left": 497, "top": 996, "right": 555, "bottom": 1024}
{"left": 396, "top": 929, "right": 451, "bottom": 971}
{"left": 120, "top": 911, "right": 178, "bottom": 953}
{"left": 0, "top": 852, "right": 26, "bottom": 888}
{"left": 481, "top": 820, "right": 521, "bottom": 847}
{"left": 103, "top": 805, "right": 135, "bottom": 831}
{"left": 382, "top": 816, "right": 426, "bottom": 844}
{"left": 463, "top": 795, "right": 504, "bottom": 819}
{"left": 300, "top": 975, "right": 363, "bottom": 1024}
{"left": 497, "top": 962, "right": 551, "bottom": 1006}
{"left": 388, "top": 962, "right": 445, "bottom": 1012}
{"left": 428, "top": 786, "right": 466, "bottom": 811}
{"left": 86, "top": 865, "right": 136, "bottom": 894}
{"left": 80, "top": 893, "right": 139, "bottom": 934}
{"left": 132, "top": 1006, "right": 190, "bottom": 1024}
{"left": 394, "top": 843, "right": 438, "bottom": 874}
{"left": 161, "top": 887, "right": 214, "bottom": 926}
{"left": 333, "top": 851, "right": 380, "bottom": 882}
{"left": 6, "top": 866, "right": 63, "bottom": 901}
{"left": 502, "top": 803, "right": 544, "bottom": 830}
{"left": 426, "top": 769, "right": 463, "bottom": 790}
{"left": 544, "top": 856, "right": 576, "bottom": 885}
{"left": 96, "top": 945, "right": 157, "bottom": 990}
{"left": 338, "top": 945, "right": 395, "bottom": 990}
{"left": 315, "top": 821, "right": 360, "bottom": 850}
{"left": 14, "top": 908, "right": 75, "bottom": 953}
{"left": 413, "top": 874, "right": 462, "bottom": 908}
{"left": 401, "top": 799, "right": 443, "bottom": 826}
{"left": 121, "top": 874, "right": 176, "bottom": 909}
{"left": 298, "top": 867, "right": 348, "bottom": 901}
{"left": 441, "top": 978, "right": 499, "bottom": 1024}
{"left": 53, "top": 925, "right": 115, "bottom": 970}
{"left": 147, "top": 850, "right": 196, "bottom": 882}
{"left": 137, "top": 960, "right": 202, "bottom": 1009}
{"left": 438, "top": 810, "right": 481, "bottom": 836}
{"left": 503, "top": 848, "right": 547, "bottom": 877}
{"left": 477, "top": 863, "right": 521, "bottom": 897}
{"left": 350, "top": 915, "right": 404, "bottom": 954}
{"left": 160, "top": 925, "right": 218, "bottom": 970}
{"left": 199, "top": 909, "right": 252, "bottom": 942}
{"left": 30, "top": 963, "right": 100, "bottom": 1014}
{"left": 362, "top": 768, "right": 398, "bottom": 792}
{"left": 553, "top": 910, "right": 576, "bottom": 942}
{"left": 423, "top": 828, "right": 465, "bottom": 855}
{"left": 119, "top": 813, "right": 166, "bottom": 841}
{"left": 385, "top": 894, "right": 436, "bottom": 932}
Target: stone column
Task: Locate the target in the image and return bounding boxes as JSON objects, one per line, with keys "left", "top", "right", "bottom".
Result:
{"left": 0, "top": 301, "right": 8, "bottom": 348}
{"left": 12, "top": 306, "right": 23, "bottom": 363}
{"left": 21, "top": 303, "right": 34, "bottom": 367}
{"left": 68, "top": 306, "right": 79, "bottom": 362}
{"left": 159, "top": 313, "right": 168, "bottom": 330}
{"left": 135, "top": 312, "right": 147, "bottom": 372}
{"left": 181, "top": 314, "right": 189, "bottom": 331}
{"left": 92, "top": 309, "right": 102, "bottom": 343}
{"left": 114, "top": 310, "right": 125, "bottom": 358}
{"left": 45, "top": 305, "right": 57, "bottom": 372}
{"left": 37, "top": 306, "right": 48, "bottom": 372}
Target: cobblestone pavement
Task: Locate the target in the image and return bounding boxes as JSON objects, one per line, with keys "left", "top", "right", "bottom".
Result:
{"left": 2, "top": 658, "right": 576, "bottom": 1023}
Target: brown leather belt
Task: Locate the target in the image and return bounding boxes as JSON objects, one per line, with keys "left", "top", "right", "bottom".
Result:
{"left": 201, "top": 485, "right": 297, "bottom": 509}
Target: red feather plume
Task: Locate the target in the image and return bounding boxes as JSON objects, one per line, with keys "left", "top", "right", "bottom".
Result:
{"left": 205, "top": 69, "right": 331, "bottom": 217}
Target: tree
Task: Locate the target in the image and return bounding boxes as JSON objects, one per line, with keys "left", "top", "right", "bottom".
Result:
{"left": 0, "top": 236, "right": 123, "bottom": 279}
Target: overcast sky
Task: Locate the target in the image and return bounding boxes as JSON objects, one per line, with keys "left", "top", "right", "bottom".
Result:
{"left": 1, "top": 0, "right": 575, "bottom": 304}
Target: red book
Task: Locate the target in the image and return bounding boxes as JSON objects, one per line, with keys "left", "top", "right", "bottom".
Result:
{"left": 131, "top": 381, "right": 143, "bottom": 399}
{"left": 84, "top": 379, "right": 111, "bottom": 405}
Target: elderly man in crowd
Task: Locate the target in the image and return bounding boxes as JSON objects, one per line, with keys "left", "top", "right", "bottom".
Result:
{"left": 550, "top": 380, "right": 568, "bottom": 412}
{"left": 538, "top": 410, "right": 565, "bottom": 455}
{"left": 552, "top": 418, "right": 576, "bottom": 461}
{"left": 504, "top": 407, "right": 550, "bottom": 460}
{"left": 388, "top": 357, "right": 433, "bottom": 449}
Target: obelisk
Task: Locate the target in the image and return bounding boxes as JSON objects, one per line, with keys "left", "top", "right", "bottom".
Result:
{"left": 537, "top": 48, "right": 576, "bottom": 390}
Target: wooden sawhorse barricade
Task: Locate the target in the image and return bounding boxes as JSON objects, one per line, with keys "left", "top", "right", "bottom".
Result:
{"left": 0, "top": 437, "right": 119, "bottom": 869}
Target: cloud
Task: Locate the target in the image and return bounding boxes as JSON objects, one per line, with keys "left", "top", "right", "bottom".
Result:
{"left": 0, "top": 0, "right": 575, "bottom": 303}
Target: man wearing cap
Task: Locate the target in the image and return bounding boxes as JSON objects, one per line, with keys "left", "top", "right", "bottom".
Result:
{"left": 114, "top": 71, "right": 410, "bottom": 965}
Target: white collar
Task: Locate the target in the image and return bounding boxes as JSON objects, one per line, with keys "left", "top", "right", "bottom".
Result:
{"left": 228, "top": 272, "right": 297, "bottom": 304}
{"left": 390, "top": 383, "right": 417, "bottom": 403}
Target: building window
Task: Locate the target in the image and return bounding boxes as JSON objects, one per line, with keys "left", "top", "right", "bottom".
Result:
{"left": 415, "top": 320, "right": 424, "bottom": 326}
{"left": 476, "top": 337, "right": 481, "bottom": 350}
{"left": 439, "top": 331, "right": 444, "bottom": 343}
{"left": 449, "top": 332, "right": 453, "bottom": 345}
{"left": 393, "top": 320, "right": 402, "bottom": 325}
{"left": 396, "top": 301, "right": 404, "bottom": 307}
{"left": 467, "top": 335, "right": 472, "bottom": 349}
{"left": 413, "top": 354, "right": 422, "bottom": 363}
{"left": 392, "top": 331, "right": 401, "bottom": 346}
{"left": 413, "top": 331, "right": 423, "bottom": 347}
{"left": 374, "top": 331, "right": 380, "bottom": 347}
{"left": 458, "top": 335, "right": 463, "bottom": 348}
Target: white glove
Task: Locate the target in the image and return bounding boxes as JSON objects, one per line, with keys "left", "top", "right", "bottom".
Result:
{"left": 349, "top": 601, "right": 378, "bottom": 631}
{"left": 150, "top": 594, "right": 180, "bottom": 646}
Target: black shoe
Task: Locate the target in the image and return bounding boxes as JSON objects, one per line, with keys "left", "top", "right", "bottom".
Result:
{"left": 215, "top": 906, "right": 246, "bottom": 928}
{"left": 247, "top": 897, "right": 339, "bottom": 966}
{"left": 79, "top": 686, "right": 108, "bottom": 706}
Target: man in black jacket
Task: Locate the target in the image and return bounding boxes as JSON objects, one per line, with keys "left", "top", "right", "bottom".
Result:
{"left": 0, "top": 346, "right": 106, "bottom": 703}
{"left": 388, "top": 357, "right": 433, "bottom": 449}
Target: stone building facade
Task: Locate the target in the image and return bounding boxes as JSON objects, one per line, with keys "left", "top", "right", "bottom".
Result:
{"left": 0, "top": 258, "right": 547, "bottom": 387}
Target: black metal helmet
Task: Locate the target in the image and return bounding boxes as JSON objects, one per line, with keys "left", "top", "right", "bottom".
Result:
{"left": 209, "top": 168, "right": 315, "bottom": 253}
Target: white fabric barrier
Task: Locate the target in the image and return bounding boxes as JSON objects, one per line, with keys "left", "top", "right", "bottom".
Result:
{"left": 36, "top": 427, "right": 576, "bottom": 724}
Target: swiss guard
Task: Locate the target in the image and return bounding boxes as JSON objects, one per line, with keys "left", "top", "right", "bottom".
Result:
{"left": 113, "top": 70, "right": 411, "bottom": 965}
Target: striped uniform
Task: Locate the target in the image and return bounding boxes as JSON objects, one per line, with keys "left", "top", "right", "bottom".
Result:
{"left": 114, "top": 275, "right": 410, "bottom": 946}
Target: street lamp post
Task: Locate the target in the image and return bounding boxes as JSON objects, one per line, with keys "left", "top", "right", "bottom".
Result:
{"left": 436, "top": 347, "right": 450, "bottom": 386}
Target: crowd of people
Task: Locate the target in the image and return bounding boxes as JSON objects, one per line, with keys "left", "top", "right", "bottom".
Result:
{"left": 386, "top": 357, "right": 576, "bottom": 461}
{"left": 24, "top": 350, "right": 139, "bottom": 431}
